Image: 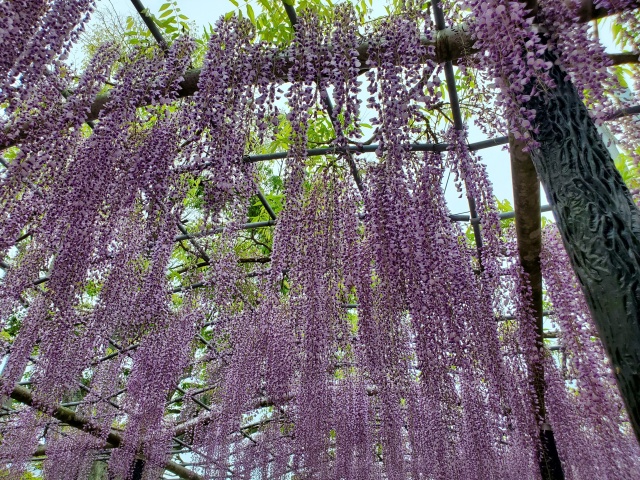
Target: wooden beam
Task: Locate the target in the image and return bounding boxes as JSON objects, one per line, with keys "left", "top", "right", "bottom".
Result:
{"left": 82, "top": 1, "right": 638, "bottom": 122}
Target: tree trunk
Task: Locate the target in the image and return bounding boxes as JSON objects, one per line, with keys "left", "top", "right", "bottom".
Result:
{"left": 529, "top": 58, "right": 640, "bottom": 445}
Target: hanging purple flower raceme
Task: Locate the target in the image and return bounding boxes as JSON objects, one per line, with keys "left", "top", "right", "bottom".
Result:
{"left": 0, "top": 0, "right": 49, "bottom": 75}
{"left": 0, "top": 239, "right": 48, "bottom": 320}
{"left": 457, "top": 0, "right": 553, "bottom": 144}
{"left": 364, "top": 13, "right": 434, "bottom": 162}
{"left": 325, "top": 3, "right": 363, "bottom": 139}
{"left": 538, "top": 0, "right": 621, "bottom": 123}
{"left": 42, "top": 426, "right": 101, "bottom": 480}
{"left": 360, "top": 11, "right": 437, "bottom": 303}
{"left": 78, "top": 213, "right": 148, "bottom": 368}
{"left": 356, "top": 167, "right": 416, "bottom": 480}
{"left": 108, "top": 36, "right": 194, "bottom": 219}
{"left": 0, "top": 43, "right": 118, "bottom": 263}
{"left": 261, "top": 296, "right": 298, "bottom": 407}
{"left": 332, "top": 376, "right": 372, "bottom": 480}
{"left": 408, "top": 154, "right": 531, "bottom": 479}
{"left": 76, "top": 351, "right": 127, "bottom": 450}
{"left": 355, "top": 13, "right": 514, "bottom": 477}
{"left": 1, "top": 41, "right": 118, "bottom": 174}
{"left": 594, "top": 0, "right": 640, "bottom": 10}
{"left": 2, "top": 34, "right": 195, "bottom": 409}
{"left": 543, "top": 356, "right": 639, "bottom": 480}
{"left": 0, "top": 294, "right": 48, "bottom": 397}
{"left": 288, "top": 178, "right": 355, "bottom": 477}
{"left": 21, "top": 56, "right": 164, "bottom": 404}
{"left": 406, "top": 382, "right": 454, "bottom": 480}
{"left": 1, "top": 0, "right": 97, "bottom": 109}
{"left": 499, "top": 231, "right": 552, "bottom": 477}
{"left": 540, "top": 225, "right": 640, "bottom": 477}
{"left": 182, "top": 16, "right": 258, "bottom": 225}
{"left": 268, "top": 8, "right": 324, "bottom": 294}
{"left": 249, "top": 167, "right": 361, "bottom": 476}
{"left": 0, "top": 407, "right": 45, "bottom": 479}
{"left": 109, "top": 305, "right": 198, "bottom": 479}
{"left": 443, "top": 126, "right": 501, "bottom": 272}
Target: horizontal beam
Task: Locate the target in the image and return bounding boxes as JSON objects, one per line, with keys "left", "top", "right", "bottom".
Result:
{"left": 80, "top": 0, "right": 636, "bottom": 123}
{"left": 9, "top": 386, "right": 122, "bottom": 447}
{"left": 174, "top": 203, "right": 553, "bottom": 243}
{"left": 497, "top": 310, "right": 554, "bottom": 321}
{"left": 174, "top": 220, "right": 276, "bottom": 242}
{"left": 242, "top": 136, "right": 509, "bottom": 164}
{"left": 171, "top": 270, "right": 266, "bottom": 293}
{"left": 451, "top": 204, "right": 552, "bottom": 222}
{"left": 609, "top": 104, "right": 640, "bottom": 120}
{"left": 609, "top": 52, "right": 640, "bottom": 65}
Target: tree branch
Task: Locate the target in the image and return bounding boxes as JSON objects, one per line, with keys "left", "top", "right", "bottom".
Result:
{"left": 8, "top": 385, "right": 203, "bottom": 480}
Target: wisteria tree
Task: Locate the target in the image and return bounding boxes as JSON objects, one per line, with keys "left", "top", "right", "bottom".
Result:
{"left": 0, "top": 1, "right": 639, "bottom": 479}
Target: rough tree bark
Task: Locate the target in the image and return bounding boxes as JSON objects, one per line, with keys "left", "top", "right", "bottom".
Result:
{"left": 529, "top": 58, "right": 640, "bottom": 446}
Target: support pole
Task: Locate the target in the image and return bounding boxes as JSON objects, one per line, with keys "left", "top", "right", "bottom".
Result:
{"left": 130, "top": 0, "right": 168, "bottom": 51}
{"left": 510, "top": 136, "right": 564, "bottom": 479}
{"left": 528, "top": 57, "right": 640, "bottom": 445}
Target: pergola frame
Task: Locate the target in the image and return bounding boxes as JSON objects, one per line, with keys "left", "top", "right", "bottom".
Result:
{"left": 2, "top": 1, "right": 640, "bottom": 479}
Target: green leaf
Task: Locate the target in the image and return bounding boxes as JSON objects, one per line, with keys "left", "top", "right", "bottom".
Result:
{"left": 159, "top": 3, "right": 172, "bottom": 11}
{"left": 246, "top": 4, "right": 255, "bottom": 23}
{"left": 614, "top": 66, "right": 629, "bottom": 89}
{"left": 160, "top": 15, "right": 175, "bottom": 25}
{"left": 612, "top": 22, "right": 622, "bottom": 42}
{"left": 496, "top": 198, "right": 513, "bottom": 213}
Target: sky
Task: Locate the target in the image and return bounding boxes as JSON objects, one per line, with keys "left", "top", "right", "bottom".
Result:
{"left": 71, "top": 0, "right": 621, "bottom": 219}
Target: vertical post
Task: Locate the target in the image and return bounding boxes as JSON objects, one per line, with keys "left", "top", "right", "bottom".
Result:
{"left": 529, "top": 57, "right": 640, "bottom": 445}
{"left": 510, "top": 136, "right": 565, "bottom": 479}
